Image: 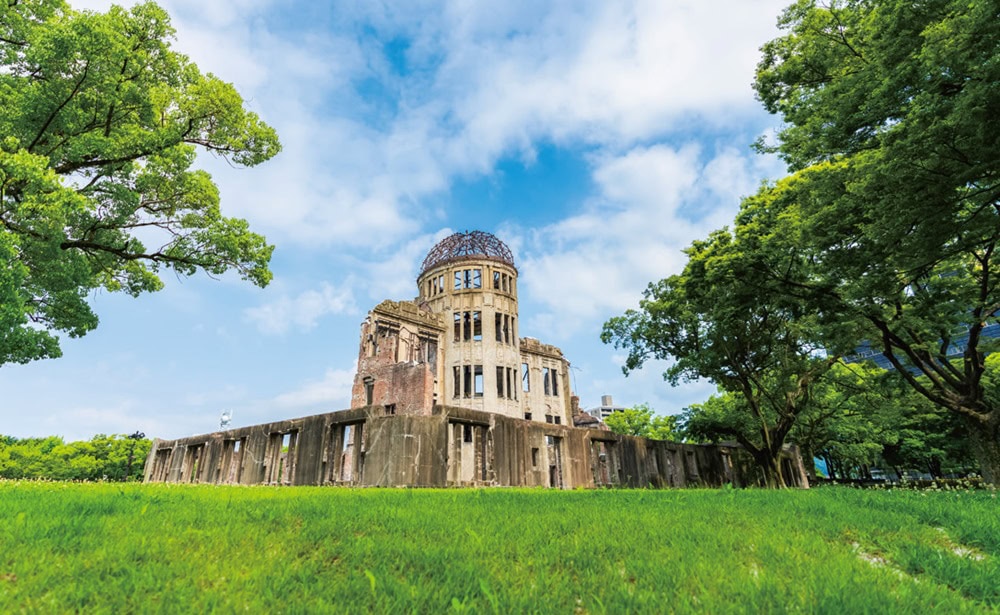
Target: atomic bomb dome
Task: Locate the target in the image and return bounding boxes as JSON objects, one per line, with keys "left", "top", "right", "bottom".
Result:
{"left": 420, "top": 230, "right": 516, "bottom": 274}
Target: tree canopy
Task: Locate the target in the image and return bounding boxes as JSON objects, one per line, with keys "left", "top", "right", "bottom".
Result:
{"left": 0, "top": 1, "right": 280, "bottom": 365}
{"left": 603, "top": 227, "right": 835, "bottom": 487}
{"left": 751, "top": 0, "right": 1000, "bottom": 482}
{"left": 0, "top": 432, "right": 151, "bottom": 481}
{"left": 603, "top": 403, "right": 678, "bottom": 441}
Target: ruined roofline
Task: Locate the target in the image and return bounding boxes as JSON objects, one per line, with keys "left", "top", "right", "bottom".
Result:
{"left": 419, "top": 230, "right": 517, "bottom": 276}
{"left": 520, "top": 336, "right": 565, "bottom": 359}
{"left": 370, "top": 299, "right": 446, "bottom": 330}
{"left": 417, "top": 253, "right": 519, "bottom": 278}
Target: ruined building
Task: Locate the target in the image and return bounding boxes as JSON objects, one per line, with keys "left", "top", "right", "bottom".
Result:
{"left": 145, "top": 231, "right": 809, "bottom": 489}
{"left": 350, "top": 230, "right": 571, "bottom": 426}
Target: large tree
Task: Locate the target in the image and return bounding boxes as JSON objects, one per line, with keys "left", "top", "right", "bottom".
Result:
{"left": 0, "top": 1, "right": 279, "bottom": 365}
{"left": 752, "top": 0, "right": 1000, "bottom": 481}
{"left": 603, "top": 228, "right": 835, "bottom": 487}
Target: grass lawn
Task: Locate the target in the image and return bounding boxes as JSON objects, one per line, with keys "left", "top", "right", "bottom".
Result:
{"left": 0, "top": 482, "right": 997, "bottom": 613}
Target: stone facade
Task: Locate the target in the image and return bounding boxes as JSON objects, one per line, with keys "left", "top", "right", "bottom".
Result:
{"left": 350, "top": 231, "right": 572, "bottom": 426}
{"left": 144, "top": 405, "right": 810, "bottom": 488}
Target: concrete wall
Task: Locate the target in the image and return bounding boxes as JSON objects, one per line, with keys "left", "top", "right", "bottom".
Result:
{"left": 145, "top": 405, "right": 809, "bottom": 489}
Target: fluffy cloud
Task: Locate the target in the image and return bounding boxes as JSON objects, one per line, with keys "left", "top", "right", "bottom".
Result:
{"left": 244, "top": 282, "right": 356, "bottom": 334}
{"left": 69, "top": 0, "right": 788, "bottom": 251}
{"left": 272, "top": 365, "right": 356, "bottom": 409}
{"left": 517, "top": 143, "right": 782, "bottom": 336}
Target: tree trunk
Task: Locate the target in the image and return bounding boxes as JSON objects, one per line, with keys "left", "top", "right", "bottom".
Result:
{"left": 752, "top": 450, "right": 787, "bottom": 488}
{"left": 963, "top": 414, "right": 1000, "bottom": 485}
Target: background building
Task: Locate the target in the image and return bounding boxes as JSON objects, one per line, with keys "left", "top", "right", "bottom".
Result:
{"left": 587, "top": 395, "right": 628, "bottom": 421}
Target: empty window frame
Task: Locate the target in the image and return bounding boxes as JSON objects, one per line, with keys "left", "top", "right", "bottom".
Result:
{"left": 455, "top": 311, "right": 482, "bottom": 342}
{"left": 455, "top": 365, "right": 483, "bottom": 398}
{"left": 364, "top": 377, "right": 374, "bottom": 405}
{"left": 493, "top": 313, "right": 511, "bottom": 344}
{"left": 543, "top": 367, "right": 559, "bottom": 396}
{"left": 496, "top": 366, "right": 505, "bottom": 398}
{"left": 522, "top": 363, "right": 530, "bottom": 392}
{"left": 455, "top": 268, "right": 483, "bottom": 290}
{"left": 493, "top": 271, "right": 501, "bottom": 290}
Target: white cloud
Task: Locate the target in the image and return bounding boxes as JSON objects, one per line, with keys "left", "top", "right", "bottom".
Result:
{"left": 518, "top": 142, "right": 782, "bottom": 339}
{"left": 273, "top": 365, "right": 356, "bottom": 409}
{"left": 245, "top": 282, "right": 356, "bottom": 334}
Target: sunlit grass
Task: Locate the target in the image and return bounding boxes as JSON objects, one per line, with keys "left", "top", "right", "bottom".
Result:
{"left": 0, "top": 482, "right": 997, "bottom": 613}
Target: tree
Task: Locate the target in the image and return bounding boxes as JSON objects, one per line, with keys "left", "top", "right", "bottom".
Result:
{"left": 603, "top": 228, "right": 835, "bottom": 487}
{"left": 0, "top": 433, "right": 152, "bottom": 480}
{"left": 0, "top": 1, "right": 280, "bottom": 365}
{"left": 752, "top": 0, "right": 1000, "bottom": 482}
{"left": 603, "top": 403, "right": 678, "bottom": 441}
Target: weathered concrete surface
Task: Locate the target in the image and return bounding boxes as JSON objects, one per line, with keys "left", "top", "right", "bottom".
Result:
{"left": 145, "top": 405, "right": 809, "bottom": 489}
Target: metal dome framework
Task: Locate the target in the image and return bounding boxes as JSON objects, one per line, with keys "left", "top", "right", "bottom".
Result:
{"left": 420, "top": 231, "right": 516, "bottom": 274}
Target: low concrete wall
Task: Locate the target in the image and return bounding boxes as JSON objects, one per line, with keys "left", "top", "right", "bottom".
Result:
{"left": 145, "top": 405, "right": 809, "bottom": 488}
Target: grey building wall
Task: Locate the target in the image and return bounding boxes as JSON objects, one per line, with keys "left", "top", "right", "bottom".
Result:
{"left": 145, "top": 405, "right": 809, "bottom": 489}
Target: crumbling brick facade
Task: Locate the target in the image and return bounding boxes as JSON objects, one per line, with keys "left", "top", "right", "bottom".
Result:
{"left": 351, "top": 231, "right": 573, "bottom": 425}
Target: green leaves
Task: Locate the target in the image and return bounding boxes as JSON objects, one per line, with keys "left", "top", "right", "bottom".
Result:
{"left": 603, "top": 404, "right": 679, "bottom": 440}
{"left": 0, "top": 1, "right": 280, "bottom": 365}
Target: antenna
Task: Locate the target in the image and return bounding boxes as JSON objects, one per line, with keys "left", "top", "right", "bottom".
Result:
{"left": 219, "top": 410, "right": 232, "bottom": 430}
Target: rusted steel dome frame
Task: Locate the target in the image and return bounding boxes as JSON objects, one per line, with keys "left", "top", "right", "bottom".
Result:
{"left": 420, "top": 231, "right": 516, "bottom": 274}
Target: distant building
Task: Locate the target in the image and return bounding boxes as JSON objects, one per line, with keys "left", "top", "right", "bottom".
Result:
{"left": 587, "top": 394, "right": 627, "bottom": 421}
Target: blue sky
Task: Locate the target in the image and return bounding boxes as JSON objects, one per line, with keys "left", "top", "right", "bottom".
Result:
{"left": 2, "top": 0, "right": 792, "bottom": 441}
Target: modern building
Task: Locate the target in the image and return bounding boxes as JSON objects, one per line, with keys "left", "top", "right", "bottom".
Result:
{"left": 587, "top": 395, "right": 627, "bottom": 421}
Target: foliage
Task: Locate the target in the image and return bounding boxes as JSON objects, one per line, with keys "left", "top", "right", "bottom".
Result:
{"left": 0, "top": 484, "right": 997, "bottom": 612}
{"left": 752, "top": 0, "right": 1000, "bottom": 481}
{"left": 603, "top": 403, "right": 678, "bottom": 440}
{"left": 603, "top": 227, "right": 835, "bottom": 487}
{"left": 0, "top": 1, "right": 280, "bottom": 365}
{"left": 0, "top": 433, "right": 151, "bottom": 481}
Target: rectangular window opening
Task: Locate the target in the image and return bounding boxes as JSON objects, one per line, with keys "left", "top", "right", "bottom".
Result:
{"left": 463, "top": 365, "right": 473, "bottom": 398}
{"left": 495, "top": 312, "right": 503, "bottom": 342}
{"left": 454, "top": 271, "right": 462, "bottom": 290}
{"left": 463, "top": 311, "right": 472, "bottom": 341}
{"left": 463, "top": 424, "right": 473, "bottom": 443}
{"left": 472, "top": 269, "right": 482, "bottom": 288}
{"left": 524, "top": 412, "right": 532, "bottom": 421}
{"left": 522, "top": 363, "right": 530, "bottom": 392}
{"left": 473, "top": 311, "right": 482, "bottom": 341}
{"left": 474, "top": 365, "right": 483, "bottom": 397}
{"left": 453, "top": 312, "right": 461, "bottom": 342}
{"left": 493, "top": 271, "right": 501, "bottom": 289}
{"left": 385, "top": 404, "right": 396, "bottom": 416}
{"left": 496, "top": 366, "right": 505, "bottom": 398}
{"left": 364, "top": 377, "right": 374, "bottom": 406}
{"left": 454, "top": 366, "right": 461, "bottom": 398}
{"left": 543, "top": 368, "right": 552, "bottom": 396}
{"left": 531, "top": 447, "right": 539, "bottom": 467}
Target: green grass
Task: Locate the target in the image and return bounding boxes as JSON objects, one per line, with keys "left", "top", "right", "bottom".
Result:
{"left": 0, "top": 483, "right": 997, "bottom": 613}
